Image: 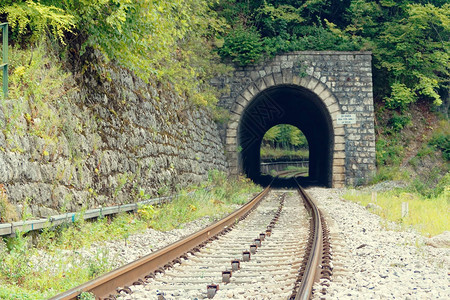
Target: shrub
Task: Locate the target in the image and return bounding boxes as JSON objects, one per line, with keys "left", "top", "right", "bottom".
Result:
{"left": 217, "top": 25, "right": 265, "bottom": 66}
{"left": 384, "top": 83, "right": 417, "bottom": 111}
{"left": 376, "top": 137, "right": 404, "bottom": 166}
{"left": 369, "top": 166, "right": 409, "bottom": 184}
{"left": 428, "top": 121, "right": 450, "bottom": 161}
{"left": 388, "top": 113, "right": 411, "bottom": 132}
{"left": 1, "top": 0, "right": 228, "bottom": 107}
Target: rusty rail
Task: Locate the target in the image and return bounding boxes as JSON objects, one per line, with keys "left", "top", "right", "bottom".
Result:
{"left": 49, "top": 185, "right": 271, "bottom": 300}
{"left": 293, "top": 180, "right": 323, "bottom": 300}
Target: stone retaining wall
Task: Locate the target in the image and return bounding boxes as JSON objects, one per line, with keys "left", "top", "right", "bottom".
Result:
{"left": 0, "top": 57, "right": 227, "bottom": 219}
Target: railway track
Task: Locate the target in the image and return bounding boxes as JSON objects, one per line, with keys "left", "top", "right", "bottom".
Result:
{"left": 51, "top": 183, "right": 331, "bottom": 300}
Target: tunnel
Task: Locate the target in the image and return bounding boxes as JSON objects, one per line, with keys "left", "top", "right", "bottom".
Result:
{"left": 237, "top": 84, "right": 334, "bottom": 188}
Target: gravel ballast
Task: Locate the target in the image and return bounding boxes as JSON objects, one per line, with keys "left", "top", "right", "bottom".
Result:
{"left": 308, "top": 187, "right": 449, "bottom": 300}
{"left": 32, "top": 188, "right": 448, "bottom": 299}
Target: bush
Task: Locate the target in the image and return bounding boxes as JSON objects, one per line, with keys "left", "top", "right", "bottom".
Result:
{"left": 388, "top": 113, "right": 411, "bottom": 132}
{"left": 1, "top": 0, "right": 228, "bottom": 107}
{"left": 376, "top": 137, "right": 404, "bottom": 166}
{"left": 369, "top": 166, "right": 409, "bottom": 184}
{"left": 217, "top": 25, "right": 265, "bottom": 66}
{"left": 428, "top": 122, "right": 450, "bottom": 161}
{"left": 384, "top": 83, "right": 417, "bottom": 111}
{"left": 410, "top": 167, "right": 448, "bottom": 198}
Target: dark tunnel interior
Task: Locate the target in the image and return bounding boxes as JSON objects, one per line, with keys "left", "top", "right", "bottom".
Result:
{"left": 238, "top": 85, "right": 334, "bottom": 188}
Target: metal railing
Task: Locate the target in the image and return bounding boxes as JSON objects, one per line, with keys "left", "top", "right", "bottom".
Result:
{"left": 0, "top": 194, "right": 178, "bottom": 237}
{"left": 0, "top": 22, "right": 8, "bottom": 99}
{"left": 260, "top": 160, "right": 309, "bottom": 174}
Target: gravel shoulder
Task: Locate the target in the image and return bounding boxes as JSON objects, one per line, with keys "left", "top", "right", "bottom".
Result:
{"left": 307, "top": 187, "right": 449, "bottom": 300}
{"left": 31, "top": 188, "right": 448, "bottom": 299}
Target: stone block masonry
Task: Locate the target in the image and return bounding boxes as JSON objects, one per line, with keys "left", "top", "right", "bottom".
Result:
{"left": 0, "top": 56, "right": 227, "bottom": 218}
{"left": 214, "top": 51, "right": 376, "bottom": 187}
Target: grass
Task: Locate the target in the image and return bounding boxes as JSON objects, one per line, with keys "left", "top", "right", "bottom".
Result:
{"left": 0, "top": 171, "right": 261, "bottom": 299}
{"left": 140, "top": 171, "right": 261, "bottom": 231}
{"left": 343, "top": 185, "right": 449, "bottom": 237}
{"left": 260, "top": 146, "right": 308, "bottom": 161}
{"left": 285, "top": 165, "right": 308, "bottom": 173}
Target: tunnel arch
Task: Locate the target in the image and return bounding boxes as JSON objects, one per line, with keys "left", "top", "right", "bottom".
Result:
{"left": 225, "top": 73, "right": 345, "bottom": 187}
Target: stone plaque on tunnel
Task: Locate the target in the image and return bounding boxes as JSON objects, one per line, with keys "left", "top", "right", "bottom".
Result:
{"left": 337, "top": 114, "right": 356, "bottom": 125}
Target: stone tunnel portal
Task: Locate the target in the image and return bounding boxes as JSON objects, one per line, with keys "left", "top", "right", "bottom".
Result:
{"left": 238, "top": 85, "right": 334, "bottom": 187}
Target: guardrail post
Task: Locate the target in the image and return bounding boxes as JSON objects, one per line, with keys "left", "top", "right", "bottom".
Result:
{"left": 1, "top": 22, "right": 8, "bottom": 99}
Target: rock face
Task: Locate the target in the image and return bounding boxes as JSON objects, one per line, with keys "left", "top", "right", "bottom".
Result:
{"left": 0, "top": 56, "right": 227, "bottom": 218}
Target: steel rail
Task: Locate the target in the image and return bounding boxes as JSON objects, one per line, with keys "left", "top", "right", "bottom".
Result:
{"left": 49, "top": 185, "right": 271, "bottom": 300}
{"left": 295, "top": 180, "right": 323, "bottom": 300}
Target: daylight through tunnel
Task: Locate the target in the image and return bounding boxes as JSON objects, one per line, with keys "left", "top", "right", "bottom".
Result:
{"left": 238, "top": 85, "right": 334, "bottom": 187}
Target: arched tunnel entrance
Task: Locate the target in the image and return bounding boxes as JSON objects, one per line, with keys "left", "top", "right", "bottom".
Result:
{"left": 238, "top": 85, "right": 334, "bottom": 187}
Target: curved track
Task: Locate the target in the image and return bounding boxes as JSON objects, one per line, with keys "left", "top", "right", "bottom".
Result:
{"left": 50, "top": 184, "right": 331, "bottom": 300}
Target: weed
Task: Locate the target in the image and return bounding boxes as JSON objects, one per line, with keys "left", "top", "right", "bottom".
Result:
{"left": 376, "top": 137, "right": 405, "bottom": 166}
{"left": 137, "top": 204, "right": 157, "bottom": 227}
{"left": 387, "top": 113, "right": 411, "bottom": 133}
{"left": 20, "top": 197, "right": 34, "bottom": 221}
{"left": 0, "top": 233, "right": 33, "bottom": 285}
{"left": 2, "top": 42, "right": 75, "bottom": 150}
{"left": 343, "top": 187, "right": 449, "bottom": 237}
{"left": 87, "top": 249, "right": 110, "bottom": 278}
{"left": 114, "top": 172, "right": 132, "bottom": 198}
{"left": 0, "top": 184, "right": 19, "bottom": 222}
{"left": 78, "top": 292, "right": 96, "bottom": 300}
{"left": 369, "top": 166, "right": 409, "bottom": 184}
{"left": 0, "top": 171, "right": 261, "bottom": 297}
{"left": 428, "top": 120, "right": 450, "bottom": 160}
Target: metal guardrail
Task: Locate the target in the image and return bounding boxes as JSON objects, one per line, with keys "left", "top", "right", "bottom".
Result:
{"left": 0, "top": 22, "right": 8, "bottom": 99}
{"left": 0, "top": 195, "right": 178, "bottom": 237}
{"left": 260, "top": 160, "right": 309, "bottom": 174}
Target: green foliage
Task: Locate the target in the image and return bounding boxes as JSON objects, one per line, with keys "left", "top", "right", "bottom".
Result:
{"left": 86, "top": 249, "right": 110, "bottom": 279}
{"left": 261, "top": 124, "right": 309, "bottom": 160}
{"left": 369, "top": 166, "right": 409, "bottom": 184}
{"left": 1, "top": 41, "right": 75, "bottom": 157}
{"left": 144, "top": 170, "right": 261, "bottom": 231}
{"left": 0, "top": 171, "right": 261, "bottom": 298}
{"left": 78, "top": 292, "right": 96, "bottom": 300}
{"left": 387, "top": 113, "right": 411, "bottom": 132}
{"left": 428, "top": 120, "right": 450, "bottom": 160}
{"left": 376, "top": 137, "right": 404, "bottom": 166}
{"left": 0, "top": 284, "right": 42, "bottom": 300}
{"left": 262, "top": 124, "right": 308, "bottom": 149}
{"left": 343, "top": 186, "right": 449, "bottom": 237}
{"left": 347, "top": 1, "right": 449, "bottom": 109}
{"left": 384, "top": 83, "right": 417, "bottom": 111}
{"left": 0, "top": 0, "right": 74, "bottom": 44}
{"left": 217, "top": 25, "right": 265, "bottom": 66}
{"left": 215, "top": 0, "right": 449, "bottom": 109}
{"left": 1, "top": 0, "right": 229, "bottom": 107}
{"left": 0, "top": 233, "right": 33, "bottom": 285}
{"left": 410, "top": 167, "right": 448, "bottom": 198}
